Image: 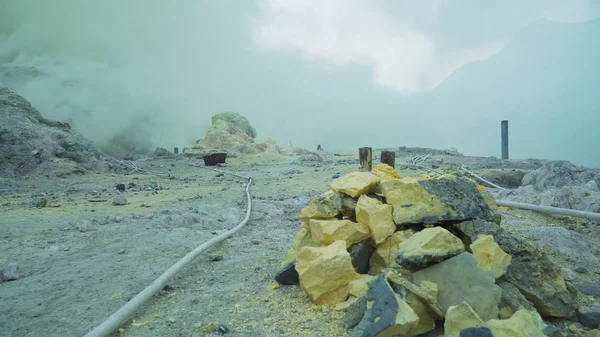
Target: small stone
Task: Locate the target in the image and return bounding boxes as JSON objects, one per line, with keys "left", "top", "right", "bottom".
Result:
{"left": 578, "top": 306, "right": 600, "bottom": 329}
{"left": 216, "top": 324, "right": 229, "bottom": 334}
{"left": 2, "top": 263, "right": 20, "bottom": 281}
{"left": 347, "top": 242, "right": 374, "bottom": 274}
{"left": 562, "top": 268, "right": 578, "bottom": 281}
{"left": 343, "top": 296, "right": 367, "bottom": 329}
{"left": 112, "top": 192, "right": 127, "bottom": 206}
{"left": 459, "top": 327, "right": 494, "bottom": 337}
{"left": 26, "top": 197, "right": 47, "bottom": 208}
{"left": 274, "top": 261, "right": 299, "bottom": 285}
{"left": 575, "top": 266, "right": 589, "bottom": 274}
{"left": 251, "top": 239, "right": 262, "bottom": 245}
{"left": 209, "top": 254, "right": 223, "bottom": 262}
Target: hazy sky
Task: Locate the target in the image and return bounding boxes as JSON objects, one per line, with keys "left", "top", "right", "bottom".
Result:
{"left": 1, "top": 0, "right": 599, "bottom": 165}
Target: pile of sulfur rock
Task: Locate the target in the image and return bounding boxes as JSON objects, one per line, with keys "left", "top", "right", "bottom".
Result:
{"left": 275, "top": 163, "right": 594, "bottom": 337}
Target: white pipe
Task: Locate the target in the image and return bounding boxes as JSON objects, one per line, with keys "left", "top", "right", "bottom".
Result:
{"left": 461, "top": 167, "right": 509, "bottom": 191}
{"left": 83, "top": 176, "right": 253, "bottom": 337}
{"left": 496, "top": 199, "right": 600, "bottom": 221}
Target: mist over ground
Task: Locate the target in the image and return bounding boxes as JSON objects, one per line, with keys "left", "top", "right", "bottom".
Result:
{"left": 1, "top": 0, "right": 599, "bottom": 166}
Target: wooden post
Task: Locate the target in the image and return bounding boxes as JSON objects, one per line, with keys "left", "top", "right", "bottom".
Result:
{"left": 380, "top": 151, "right": 395, "bottom": 168}
{"left": 501, "top": 120, "right": 508, "bottom": 160}
{"left": 359, "top": 147, "right": 372, "bottom": 172}
{"left": 174, "top": 147, "right": 179, "bottom": 155}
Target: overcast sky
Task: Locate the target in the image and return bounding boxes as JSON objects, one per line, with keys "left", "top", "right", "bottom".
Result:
{"left": 1, "top": 0, "right": 599, "bottom": 165}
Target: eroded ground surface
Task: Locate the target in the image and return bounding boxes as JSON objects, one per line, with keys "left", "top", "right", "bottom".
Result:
{"left": 1, "top": 152, "right": 599, "bottom": 337}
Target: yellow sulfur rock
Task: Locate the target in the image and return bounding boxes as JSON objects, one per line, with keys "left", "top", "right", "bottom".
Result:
{"left": 281, "top": 226, "right": 318, "bottom": 267}
{"left": 444, "top": 303, "right": 486, "bottom": 337}
{"left": 329, "top": 171, "right": 380, "bottom": 198}
{"left": 372, "top": 163, "right": 403, "bottom": 180}
{"left": 309, "top": 219, "right": 371, "bottom": 248}
{"left": 298, "top": 190, "right": 342, "bottom": 222}
{"left": 471, "top": 234, "right": 512, "bottom": 279}
{"left": 296, "top": 240, "right": 360, "bottom": 306}
{"left": 397, "top": 226, "right": 465, "bottom": 268}
{"left": 369, "top": 230, "right": 415, "bottom": 274}
{"left": 348, "top": 275, "right": 377, "bottom": 298}
{"left": 355, "top": 195, "right": 396, "bottom": 245}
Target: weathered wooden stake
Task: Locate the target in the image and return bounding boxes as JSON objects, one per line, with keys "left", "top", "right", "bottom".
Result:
{"left": 501, "top": 120, "right": 508, "bottom": 160}
{"left": 380, "top": 151, "right": 396, "bottom": 168}
{"left": 359, "top": 147, "right": 372, "bottom": 172}
{"left": 174, "top": 147, "right": 179, "bottom": 154}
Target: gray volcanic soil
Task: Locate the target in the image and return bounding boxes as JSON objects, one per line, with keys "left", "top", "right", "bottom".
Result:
{"left": 1, "top": 151, "right": 599, "bottom": 337}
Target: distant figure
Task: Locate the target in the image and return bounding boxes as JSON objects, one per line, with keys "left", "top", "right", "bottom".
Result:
{"left": 317, "top": 144, "right": 323, "bottom": 151}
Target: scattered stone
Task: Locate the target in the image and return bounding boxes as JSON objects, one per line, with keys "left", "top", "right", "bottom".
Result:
{"left": 112, "top": 192, "right": 127, "bottom": 206}
{"left": 380, "top": 174, "right": 492, "bottom": 225}
{"left": 203, "top": 152, "right": 227, "bottom": 166}
{"left": 542, "top": 325, "right": 562, "bottom": 337}
{"left": 495, "top": 232, "right": 574, "bottom": 318}
{"left": 575, "top": 266, "right": 589, "bottom": 274}
{"left": 355, "top": 195, "right": 396, "bottom": 245}
{"left": 2, "top": 263, "right": 20, "bottom": 281}
{"left": 413, "top": 252, "right": 502, "bottom": 321}
{"left": 329, "top": 172, "right": 380, "bottom": 198}
{"left": 578, "top": 306, "right": 600, "bottom": 329}
{"left": 459, "top": 327, "right": 494, "bottom": 337}
{"left": 575, "top": 283, "right": 600, "bottom": 299}
{"left": 347, "top": 242, "right": 374, "bottom": 274}
{"left": 298, "top": 191, "right": 342, "bottom": 223}
{"left": 371, "top": 163, "right": 402, "bottom": 180}
{"left": 251, "top": 239, "right": 261, "bottom": 245}
{"left": 369, "top": 230, "right": 414, "bottom": 274}
{"left": 209, "top": 254, "right": 223, "bottom": 262}
{"left": 309, "top": 219, "right": 371, "bottom": 248}
{"left": 216, "top": 324, "right": 229, "bottom": 334}
{"left": 296, "top": 240, "right": 360, "bottom": 306}
{"left": 343, "top": 296, "right": 367, "bottom": 329}
{"left": 274, "top": 261, "right": 299, "bottom": 286}
{"left": 349, "top": 274, "right": 420, "bottom": 337}
{"left": 116, "top": 183, "right": 125, "bottom": 192}
{"left": 25, "top": 197, "right": 47, "bottom": 208}
{"left": 470, "top": 235, "right": 511, "bottom": 279}
{"left": 396, "top": 226, "right": 465, "bottom": 269}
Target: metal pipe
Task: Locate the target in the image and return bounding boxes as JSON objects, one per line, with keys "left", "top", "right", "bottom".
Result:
{"left": 496, "top": 200, "right": 600, "bottom": 222}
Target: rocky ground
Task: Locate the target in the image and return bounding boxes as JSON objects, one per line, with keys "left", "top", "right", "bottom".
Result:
{"left": 1, "top": 150, "right": 600, "bottom": 337}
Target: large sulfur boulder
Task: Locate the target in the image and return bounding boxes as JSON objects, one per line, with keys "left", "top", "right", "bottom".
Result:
{"left": 369, "top": 230, "right": 415, "bottom": 274}
{"left": 298, "top": 190, "right": 342, "bottom": 223}
{"left": 330, "top": 172, "right": 380, "bottom": 198}
{"left": 309, "top": 219, "right": 371, "bottom": 248}
{"left": 211, "top": 111, "right": 256, "bottom": 138}
{"left": 296, "top": 240, "right": 360, "bottom": 306}
{"left": 470, "top": 235, "right": 512, "bottom": 279}
{"left": 355, "top": 195, "right": 396, "bottom": 245}
{"left": 396, "top": 226, "right": 465, "bottom": 269}
{"left": 380, "top": 174, "right": 492, "bottom": 226}
{"left": 0, "top": 86, "right": 107, "bottom": 177}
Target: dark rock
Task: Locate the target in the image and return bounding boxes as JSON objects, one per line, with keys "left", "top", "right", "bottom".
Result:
{"left": 413, "top": 252, "right": 502, "bottom": 321}
{"left": 1, "top": 263, "right": 20, "bottom": 281}
{"left": 216, "top": 324, "right": 229, "bottom": 334}
{"left": 116, "top": 183, "right": 125, "bottom": 192}
{"left": 495, "top": 232, "right": 574, "bottom": 318}
{"left": 578, "top": 306, "right": 600, "bottom": 329}
{"left": 209, "top": 254, "right": 223, "bottom": 262}
{"left": 575, "top": 266, "right": 589, "bottom": 274}
{"left": 348, "top": 243, "right": 374, "bottom": 274}
{"left": 453, "top": 219, "right": 503, "bottom": 245}
{"left": 575, "top": 283, "right": 600, "bottom": 299}
{"left": 542, "top": 325, "right": 562, "bottom": 337}
{"left": 343, "top": 296, "right": 367, "bottom": 329}
{"left": 498, "top": 281, "right": 535, "bottom": 313}
{"left": 349, "top": 274, "right": 419, "bottom": 337}
{"left": 274, "top": 261, "right": 299, "bottom": 285}
{"left": 459, "top": 327, "right": 494, "bottom": 337}
{"left": 203, "top": 152, "right": 227, "bottom": 166}
{"left": 153, "top": 147, "right": 172, "bottom": 157}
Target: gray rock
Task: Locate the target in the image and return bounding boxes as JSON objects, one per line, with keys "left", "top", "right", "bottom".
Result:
{"left": 459, "top": 327, "right": 494, "bottom": 337}
{"left": 343, "top": 296, "right": 367, "bottom": 329}
{"left": 542, "top": 325, "right": 562, "bottom": 337}
{"left": 0, "top": 85, "right": 107, "bottom": 177}
{"left": 2, "top": 263, "right": 20, "bottom": 281}
{"left": 413, "top": 252, "right": 502, "bottom": 321}
{"left": 498, "top": 281, "right": 535, "bottom": 313}
{"left": 522, "top": 161, "right": 600, "bottom": 191}
{"left": 112, "top": 192, "right": 127, "bottom": 206}
{"left": 516, "top": 226, "right": 600, "bottom": 265}
{"left": 153, "top": 147, "right": 172, "bottom": 157}
{"left": 575, "top": 266, "right": 589, "bottom": 274}
{"left": 25, "top": 197, "right": 47, "bottom": 208}
{"left": 578, "top": 306, "right": 600, "bottom": 329}
{"left": 538, "top": 185, "right": 600, "bottom": 213}
{"left": 453, "top": 218, "right": 503, "bottom": 245}
{"left": 274, "top": 261, "right": 299, "bottom": 286}
{"left": 348, "top": 243, "right": 374, "bottom": 274}
{"left": 496, "top": 232, "right": 574, "bottom": 318}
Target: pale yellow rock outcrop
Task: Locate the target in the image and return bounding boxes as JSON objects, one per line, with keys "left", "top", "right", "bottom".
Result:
{"left": 397, "top": 226, "right": 465, "bottom": 267}
{"left": 355, "top": 195, "right": 396, "bottom": 245}
{"left": 380, "top": 176, "right": 454, "bottom": 225}
{"left": 296, "top": 240, "right": 360, "bottom": 306}
{"left": 471, "top": 234, "right": 512, "bottom": 279}
{"left": 369, "top": 230, "right": 414, "bottom": 274}
{"left": 282, "top": 227, "right": 318, "bottom": 267}
{"left": 309, "top": 219, "right": 371, "bottom": 248}
{"left": 329, "top": 171, "right": 380, "bottom": 198}
{"left": 372, "top": 163, "right": 402, "bottom": 180}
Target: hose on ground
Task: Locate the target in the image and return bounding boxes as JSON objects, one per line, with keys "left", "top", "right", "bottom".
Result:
{"left": 83, "top": 175, "right": 253, "bottom": 337}
{"left": 496, "top": 199, "right": 600, "bottom": 222}
{"left": 461, "top": 167, "right": 509, "bottom": 191}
